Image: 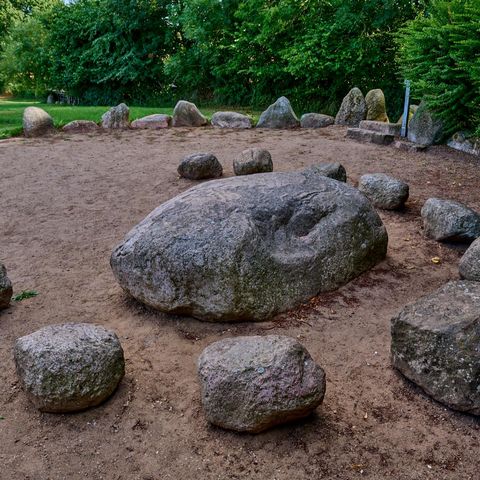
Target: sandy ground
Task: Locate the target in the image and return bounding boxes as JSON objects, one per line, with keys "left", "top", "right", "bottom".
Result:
{"left": 0, "top": 125, "right": 479, "bottom": 480}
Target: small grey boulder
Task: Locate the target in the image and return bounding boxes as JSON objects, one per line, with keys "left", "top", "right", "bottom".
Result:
{"left": 233, "top": 148, "right": 273, "bottom": 176}
{"left": 14, "top": 323, "right": 125, "bottom": 412}
{"left": 172, "top": 100, "right": 208, "bottom": 127}
{"left": 23, "top": 107, "right": 55, "bottom": 137}
{"left": 178, "top": 153, "right": 223, "bottom": 180}
{"left": 101, "top": 103, "right": 130, "bottom": 129}
{"left": 0, "top": 263, "right": 12, "bottom": 309}
{"left": 198, "top": 335, "right": 326, "bottom": 432}
{"left": 391, "top": 281, "right": 480, "bottom": 415}
{"left": 421, "top": 198, "right": 480, "bottom": 242}
{"left": 358, "top": 174, "right": 409, "bottom": 210}
{"left": 63, "top": 120, "right": 99, "bottom": 133}
{"left": 304, "top": 162, "right": 347, "bottom": 182}
{"left": 211, "top": 112, "right": 252, "bottom": 129}
{"left": 335, "top": 88, "right": 367, "bottom": 127}
{"left": 300, "top": 113, "right": 334, "bottom": 129}
{"left": 459, "top": 237, "right": 480, "bottom": 281}
{"left": 256, "top": 97, "right": 300, "bottom": 129}
{"left": 407, "top": 101, "right": 443, "bottom": 146}
{"left": 131, "top": 114, "right": 171, "bottom": 129}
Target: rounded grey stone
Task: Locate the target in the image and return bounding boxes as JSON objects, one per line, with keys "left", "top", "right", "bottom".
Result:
{"left": 0, "top": 263, "right": 12, "bottom": 310}
{"left": 459, "top": 237, "right": 480, "bottom": 281}
{"left": 211, "top": 112, "right": 252, "bottom": 129}
{"left": 23, "top": 107, "right": 55, "bottom": 137}
{"left": 131, "top": 114, "right": 171, "bottom": 129}
{"left": 421, "top": 198, "right": 480, "bottom": 242}
{"left": 14, "top": 323, "right": 125, "bottom": 413}
{"left": 256, "top": 97, "right": 300, "bottom": 129}
{"left": 178, "top": 153, "right": 223, "bottom": 180}
{"left": 304, "top": 162, "right": 347, "bottom": 182}
{"left": 172, "top": 101, "right": 208, "bottom": 127}
{"left": 300, "top": 113, "right": 334, "bottom": 129}
{"left": 198, "top": 335, "right": 326, "bottom": 432}
{"left": 407, "top": 101, "right": 443, "bottom": 146}
{"left": 233, "top": 148, "right": 273, "bottom": 176}
{"left": 63, "top": 120, "right": 100, "bottom": 133}
{"left": 391, "top": 280, "right": 480, "bottom": 415}
{"left": 101, "top": 103, "right": 130, "bottom": 129}
{"left": 335, "top": 88, "right": 367, "bottom": 127}
{"left": 358, "top": 173, "right": 409, "bottom": 210}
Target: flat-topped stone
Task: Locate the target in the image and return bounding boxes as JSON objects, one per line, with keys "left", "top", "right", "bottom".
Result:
{"left": 346, "top": 128, "right": 394, "bottom": 145}
{"left": 359, "top": 120, "right": 401, "bottom": 136}
{"left": 63, "top": 120, "right": 100, "bottom": 133}
{"left": 211, "top": 112, "right": 252, "bottom": 129}
{"left": 358, "top": 174, "right": 409, "bottom": 210}
{"left": 303, "top": 162, "right": 347, "bottom": 182}
{"left": 131, "top": 114, "right": 171, "bottom": 129}
{"left": 300, "top": 113, "right": 334, "bottom": 129}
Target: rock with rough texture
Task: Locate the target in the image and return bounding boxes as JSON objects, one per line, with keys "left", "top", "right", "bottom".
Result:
{"left": 407, "top": 102, "right": 443, "bottom": 146}
{"left": 394, "top": 140, "right": 428, "bottom": 153}
{"left": 365, "top": 89, "right": 389, "bottom": 123}
{"left": 172, "top": 101, "right": 208, "bottom": 127}
{"left": 448, "top": 132, "right": 480, "bottom": 157}
{"left": 63, "top": 120, "right": 100, "bottom": 133}
{"left": 304, "top": 162, "right": 347, "bottom": 182}
{"left": 346, "top": 128, "right": 394, "bottom": 145}
{"left": 397, "top": 104, "right": 418, "bottom": 125}
{"left": 101, "top": 103, "right": 130, "bottom": 129}
{"left": 300, "top": 113, "right": 335, "bottom": 129}
{"left": 131, "top": 114, "right": 171, "bottom": 130}
{"left": 0, "top": 263, "right": 12, "bottom": 309}
{"left": 211, "top": 112, "right": 252, "bottom": 129}
{"left": 358, "top": 174, "right": 409, "bottom": 210}
{"left": 111, "top": 172, "right": 388, "bottom": 321}
{"left": 421, "top": 198, "right": 480, "bottom": 242}
{"left": 23, "top": 107, "right": 55, "bottom": 137}
{"left": 233, "top": 148, "right": 273, "bottom": 176}
{"left": 459, "top": 238, "right": 480, "bottom": 281}
{"left": 391, "top": 280, "right": 480, "bottom": 415}
{"left": 14, "top": 323, "right": 125, "bottom": 413}
{"left": 335, "top": 88, "right": 367, "bottom": 127}
{"left": 256, "top": 97, "right": 300, "bottom": 129}
{"left": 359, "top": 120, "right": 400, "bottom": 136}
{"left": 178, "top": 153, "right": 223, "bottom": 180}
{"left": 198, "top": 335, "right": 326, "bottom": 432}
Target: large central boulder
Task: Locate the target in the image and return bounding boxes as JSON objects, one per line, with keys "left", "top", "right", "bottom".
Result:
{"left": 111, "top": 172, "right": 388, "bottom": 321}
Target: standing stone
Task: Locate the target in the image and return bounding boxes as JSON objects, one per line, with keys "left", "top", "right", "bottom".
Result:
{"left": 233, "top": 148, "right": 273, "bottom": 176}
{"left": 101, "top": 103, "right": 130, "bottom": 129}
{"left": 459, "top": 238, "right": 480, "bottom": 281}
{"left": 365, "top": 89, "right": 389, "bottom": 123}
{"left": 396, "top": 104, "right": 418, "bottom": 124}
{"left": 63, "top": 120, "right": 100, "bottom": 133}
{"left": 131, "top": 114, "right": 171, "bottom": 130}
{"left": 256, "top": 97, "right": 300, "bottom": 129}
{"left": 0, "top": 263, "right": 12, "bottom": 310}
{"left": 23, "top": 107, "right": 55, "bottom": 137}
{"left": 358, "top": 174, "right": 409, "bottom": 210}
{"left": 172, "top": 101, "right": 208, "bottom": 127}
{"left": 391, "top": 281, "right": 480, "bottom": 415}
{"left": 198, "top": 335, "right": 326, "bottom": 432}
{"left": 14, "top": 323, "right": 125, "bottom": 413}
{"left": 421, "top": 198, "right": 480, "bottom": 242}
{"left": 110, "top": 172, "right": 388, "bottom": 322}
{"left": 304, "top": 162, "right": 347, "bottom": 182}
{"left": 211, "top": 112, "right": 252, "bottom": 129}
{"left": 407, "top": 101, "right": 443, "bottom": 146}
{"left": 178, "top": 153, "right": 223, "bottom": 180}
{"left": 335, "top": 88, "right": 367, "bottom": 127}
{"left": 300, "top": 113, "right": 335, "bottom": 129}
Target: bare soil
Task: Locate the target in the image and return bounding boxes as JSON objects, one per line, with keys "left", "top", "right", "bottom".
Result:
{"left": 1, "top": 125, "right": 479, "bottom": 480}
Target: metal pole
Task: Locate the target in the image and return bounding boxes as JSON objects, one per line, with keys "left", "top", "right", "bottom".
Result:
{"left": 401, "top": 80, "right": 411, "bottom": 138}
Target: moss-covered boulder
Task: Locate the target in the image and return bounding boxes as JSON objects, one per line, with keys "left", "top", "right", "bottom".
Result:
{"left": 365, "top": 89, "right": 389, "bottom": 123}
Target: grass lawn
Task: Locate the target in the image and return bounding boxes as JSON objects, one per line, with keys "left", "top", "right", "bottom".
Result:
{"left": 0, "top": 97, "right": 261, "bottom": 139}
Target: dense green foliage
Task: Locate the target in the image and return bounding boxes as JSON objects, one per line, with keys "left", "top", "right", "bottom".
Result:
{"left": 397, "top": 0, "right": 480, "bottom": 136}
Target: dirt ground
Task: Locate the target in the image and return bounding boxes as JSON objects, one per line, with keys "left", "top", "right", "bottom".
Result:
{"left": 1, "top": 125, "right": 479, "bottom": 480}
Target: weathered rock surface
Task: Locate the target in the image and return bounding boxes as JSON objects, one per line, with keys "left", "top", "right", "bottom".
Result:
{"left": 407, "top": 102, "right": 443, "bottom": 146}
{"left": 358, "top": 174, "right": 409, "bottom": 210}
{"left": 63, "top": 120, "right": 100, "bottom": 133}
{"left": 421, "top": 198, "right": 480, "bottom": 242}
{"left": 300, "top": 113, "right": 335, "bottom": 129}
{"left": 459, "top": 238, "right": 480, "bottom": 281}
{"left": 448, "top": 132, "right": 480, "bottom": 157}
{"left": 131, "top": 114, "right": 171, "bottom": 129}
{"left": 359, "top": 120, "right": 400, "bottom": 136}
{"left": 14, "top": 323, "right": 125, "bottom": 412}
{"left": 394, "top": 140, "right": 428, "bottom": 153}
{"left": 397, "top": 104, "right": 418, "bottom": 125}
{"left": 304, "top": 162, "right": 347, "bottom": 182}
{"left": 211, "top": 112, "right": 252, "bottom": 129}
{"left": 256, "top": 97, "right": 300, "bottom": 129}
{"left": 198, "top": 335, "right": 326, "bottom": 432}
{"left": 0, "top": 263, "right": 12, "bottom": 310}
{"left": 111, "top": 172, "right": 388, "bottom": 321}
{"left": 172, "top": 101, "right": 208, "bottom": 127}
{"left": 335, "top": 88, "right": 367, "bottom": 127}
{"left": 101, "top": 103, "right": 130, "bottom": 129}
{"left": 391, "top": 281, "right": 480, "bottom": 415}
{"left": 178, "top": 153, "right": 223, "bottom": 180}
{"left": 346, "top": 128, "right": 394, "bottom": 145}
{"left": 233, "top": 148, "right": 273, "bottom": 176}
{"left": 365, "top": 89, "right": 389, "bottom": 123}
{"left": 23, "top": 107, "right": 55, "bottom": 137}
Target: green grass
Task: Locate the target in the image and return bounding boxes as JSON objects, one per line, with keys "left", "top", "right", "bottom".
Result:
{"left": 12, "top": 290, "right": 39, "bottom": 301}
{"left": 0, "top": 97, "right": 261, "bottom": 139}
